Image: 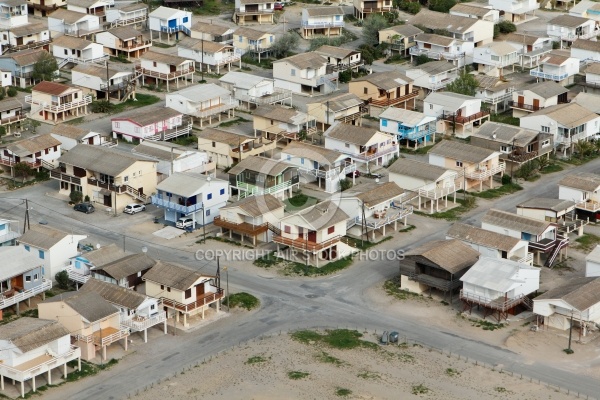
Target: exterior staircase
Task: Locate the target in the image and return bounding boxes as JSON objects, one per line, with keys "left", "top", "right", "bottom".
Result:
{"left": 266, "top": 222, "right": 281, "bottom": 235}
{"left": 125, "top": 185, "right": 148, "bottom": 203}
{"left": 546, "top": 235, "right": 569, "bottom": 268}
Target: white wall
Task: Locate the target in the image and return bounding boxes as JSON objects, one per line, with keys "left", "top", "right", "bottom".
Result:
{"left": 586, "top": 259, "right": 600, "bottom": 277}
{"left": 572, "top": 47, "right": 600, "bottom": 62}
{"left": 558, "top": 185, "right": 585, "bottom": 203}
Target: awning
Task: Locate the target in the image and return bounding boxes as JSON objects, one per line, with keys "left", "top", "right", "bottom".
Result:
{"left": 99, "top": 189, "right": 111, "bottom": 196}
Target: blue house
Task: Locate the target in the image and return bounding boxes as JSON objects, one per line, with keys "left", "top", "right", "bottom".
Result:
{"left": 152, "top": 172, "right": 229, "bottom": 228}
{"left": 0, "top": 218, "right": 20, "bottom": 246}
{"left": 379, "top": 107, "right": 436, "bottom": 149}
{"left": 149, "top": 6, "right": 192, "bottom": 43}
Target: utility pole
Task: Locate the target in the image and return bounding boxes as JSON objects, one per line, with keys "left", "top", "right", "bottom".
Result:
{"left": 23, "top": 198, "right": 30, "bottom": 233}
{"left": 463, "top": 165, "right": 466, "bottom": 201}
{"left": 123, "top": 235, "right": 126, "bottom": 252}
{"left": 361, "top": 201, "right": 366, "bottom": 246}
{"left": 105, "top": 62, "right": 110, "bottom": 101}
{"left": 201, "top": 39, "right": 204, "bottom": 82}
{"left": 326, "top": 100, "right": 330, "bottom": 127}
{"left": 521, "top": 32, "right": 525, "bottom": 73}
{"left": 567, "top": 308, "right": 574, "bottom": 352}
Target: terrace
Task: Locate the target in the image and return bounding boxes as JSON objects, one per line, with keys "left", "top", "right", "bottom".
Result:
{"left": 161, "top": 289, "right": 224, "bottom": 313}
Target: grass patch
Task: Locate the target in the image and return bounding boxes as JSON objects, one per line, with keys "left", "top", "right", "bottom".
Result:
{"left": 563, "top": 348, "right": 574, "bottom": 354}
{"left": 402, "top": 142, "right": 437, "bottom": 155}
{"left": 398, "top": 224, "right": 416, "bottom": 233}
{"left": 171, "top": 135, "right": 197, "bottom": 147}
{"left": 343, "top": 236, "right": 392, "bottom": 251}
{"left": 560, "top": 156, "right": 597, "bottom": 166}
{"left": 152, "top": 42, "right": 175, "bottom": 48}
{"left": 292, "top": 329, "right": 377, "bottom": 350}
{"left": 245, "top": 355, "right": 268, "bottom": 365}
{"left": 383, "top": 279, "right": 422, "bottom": 301}
{"left": 223, "top": 292, "right": 260, "bottom": 310}
{"left": 64, "top": 117, "right": 85, "bottom": 125}
{"left": 253, "top": 251, "right": 282, "bottom": 268}
{"left": 111, "top": 93, "right": 160, "bottom": 113}
{"left": 490, "top": 112, "right": 519, "bottom": 126}
{"left": 217, "top": 116, "right": 249, "bottom": 128}
{"left": 540, "top": 163, "right": 563, "bottom": 174}
{"left": 288, "top": 371, "right": 310, "bottom": 380}
{"left": 469, "top": 318, "right": 505, "bottom": 331}
{"left": 203, "top": 236, "right": 252, "bottom": 248}
{"left": 411, "top": 384, "right": 430, "bottom": 395}
{"left": 283, "top": 256, "right": 353, "bottom": 277}
{"left": 575, "top": 233, "right": 600, "bottom": 252}
{"left": 317, "top": 351, "right": 343, "bottom": 365}
{"left": 398, "top": 353, "right": 414, "bottom": 363}
{"left": 468, "top": 182, "right": 523, "bottom": 199}
{"left": 336, "top": 388, "right": 352, "bottom": 397}
{"left": 65, "top": 359, "right": 118, "bottom": 382}
{"left": 357, "top": 371, "right": 380, "bottom": 379}
{"left": 414, "top": 197, "right": 476, "bottom": 221}
{"left": 495, "top": 386, "right": 507, "bottom": 392}
{"left": 445, "top": 368, "right": 460, "bottom": 377}
{"left": 288, "top": 193, "right": 309, "bottom": 207}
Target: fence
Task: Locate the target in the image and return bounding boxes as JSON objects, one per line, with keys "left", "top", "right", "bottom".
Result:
{"left": 123, "top": 326, "right": 598, "bottom": 400}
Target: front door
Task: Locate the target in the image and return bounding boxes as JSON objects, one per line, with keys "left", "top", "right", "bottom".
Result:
{"left": 532, "top": 99, "right": 540, "bottom": 110}
{"left": 170, "top": 64, "right": 176, "bottom": 73}
{"left": 308, "top": 231, "right": 317, "bottom": 242}
{"left": 103, "top": 194, "right": 112, "bottom": 206}
{"left": 518, "top": 95, "right": 524, "bottom": 105}
{"left": 297, "top": 226, "right": 303, "bottom": 239}
{"left": 196, "top": 282, "right": 205, "bottom": 298}
{"left": 88, "top": 137, "right": 93, "bottom": 144}
{"left": 16, "top": 37, "right": 23, "bottom": 45}
{"left": 168, "top": 18, "right": 176, "bottom": 28}
{"left": 138, "top": 187, "right": 143, "bottom": 194}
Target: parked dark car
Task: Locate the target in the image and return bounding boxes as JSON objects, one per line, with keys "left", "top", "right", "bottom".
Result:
{"left": 74, "top": 203, "right": 95, "bottom": 214}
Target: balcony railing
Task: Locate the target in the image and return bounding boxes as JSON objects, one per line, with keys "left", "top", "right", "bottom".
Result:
{"left": 111, "top": 14, "right": 147, "bottom": 28}
{"left": 530, "top": 69, "right": 568, "bottom": 81}
{"left": 508, "top": 101, "right": 541, "bottom": 112}
{"left": 553, "top": 29, "right": 600, "bottom": 41}
{"left": 236, "top": 88, "right": 292, "bottom": 105}
{"left": 350, "top": 206, "right": 414, "bottom": 230}
{"left": 115, "top": 39, "right": 152, "bottom": 51}
{"left": 161, "top": 289, "right": 224, "bottom": 313}
{"left": 235, "top": 7, "right": 274, "bottom": 15}
{"left": 189, "top": 100, "right": 238, "bottom": 119}
{"left": 50, "top": 170, "right": 82, "bottom": 185}
{"left": 418, "top": 181, "right": 462, "bottom": 200}
{"left": 235, "top": 178, "right": 297, "bottom": 196}
{"left": 25, "top": 95, "right": 92, "bottom": 113}
{"left": 64, "top": 26, "right": 105, "bottom": 37}
{"left": 121, "top": 311, "right": 167, "bottom": 331}
{"left": 369, "top": 89, "right": 419, "bottom": 107}
{"left": 460, "top": 289, "right": 531, "bottom": 312}
{"left": 159, "top": 25, "right": 191, "bottom": 36}
{"left": 0, "top": 346, "right": 80, "bottom": 383}
{"left": 399, "top": 264, "right": 462, "bottom": 291}
{"left": 353, "top": 145, "right": 398, "bottom": 161}
{"left": 65, "top": 266, "right": 90, "bottom": 284}
{"left": 301, "top": 20, "right": 345, "bottom": 28}
{"left": 399, "top": 123, "right": 435, "bottom": 141}
{"left": 0, "top": 279, "right": 52, "bottom": 309}
{"left": 511, "top": 252, "right": 534, "bottom": 265}
{"left": 0, "top": 156, "right": 40, "bottom": 168}
{"left": 443, "top": 110, "right": 490, "bottom": 124}
{"left": 0, "top": 113, "right": 25, "bottom": 125}
{"left": 273, "top": 234, "right": 341, "bottom": 252}
{"left": 576, "top": 200, "right": 600, "bottom": 212}
{"left": 409, "top": 47, "right": 465, "bottom": 61}
{"left": 528, "top": 237, "right": 557, "bottom": 252}
{"left": 213, "top": 216, "right": 269, "bottom": 236}
{"left": 463, "top": 162, "right": 506, "bottom": 180}
{"left": 151, "top": 196, "right": 203, "bottom": 215}
{"left": 135, "top": 65, "right": 194, "bottom": 80}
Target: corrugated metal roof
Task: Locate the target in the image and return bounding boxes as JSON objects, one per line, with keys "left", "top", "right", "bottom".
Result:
{"left": 548, "top": 14, "right": 590, "bottom": 28}
{"left": 282, "top": 200, "right": 349, "bottom": 231}
{"left": 408, "top": 9, "right": 479, "bottom": 33}
{"left": 220, "top": 194, "right": 284, "bottom": 217}
{"left": 388, "top": 158, "right": 456, "bottom": 182}
{"left": 344, "top": 181, "right": 405, "bottom": 208}
{"left": 195, "top": 127, "right": 250, "bottom": 147}
{"left": 352, "top": 71, "right": 412, "bottom": 90}
{"left": 536, "top": 277, "right": 600, "bottom": 311}
{"left": 378, "top": 107, "right": 435, "bottom": 127}
{"left": 428, "top": 140, "right": 498, "bottom": 164}
{"left": 282, "top": 141, "right": 345, "bottom": 165}
{"left": 325, "top": 122, "right": 385, "bottom": 146}
{"left": 405, "top": 239, "right": 480, "bottom": 274}
{"left": 79, "top": 243, "right": 130, "bottom": 267}
{"left": 0, "top": 318, "right": 69, "bottom": 353}
{"left": 273, "top": 52, "right": 327, "bottom": 70}
{"left": 0, "top": 246, "right": 44, "bottom": 281}
{"left": 81, "top": 279, "right": 147, "bottom": 309}
{"left": 18, "top": 224, "right": 73, "bottom": 250}
{"left": 558, "top": 173, "right": 600, "bottom": 191}
{"left": 450, "top": 3, "right": 493, "bottom": 17}
{"left": 41, "top": 290, "right": 119, "bottom": 322}
{"left": 447, "top": 223, "right": 521, "bottom": 253}
{"left": 228, "top": 156, "right": 292, "bottom": 176}
{"left": 143, "top": 261, "right": 213, "bottom": 291}
{"left": 482, "top": 209, "right": 550, "bottom": 236}
{"left": 6, "top": 133, "right": 61, "bottom": 156}
{"left": 253, "top": 104, "right": 312, "bottom": 126}
{"left": 95, "top": 253, "right": 156, "bottom": 281}
{"left": 167, "top": 83, "right": 231, "bottom": 103}
{"left": 461, "top": 257, "right": 538, "bottom": 293}
{"left": 305, "top": 6, "right": 344, "bottom": 16}
{"left": 525, "top": 81, "right": 568, "bottom": 98}
{"left": 424, "top": 91, "right": 476, "bottom": 110}
{"left": 58, "top": 144, "right": 155, "bottom": 176}
{"left": 524, "top": 103, "right": 597, "bottom": 128}
{"left": 157, "top": 172, "right": 224, "bottom": 198}
{"left": 516, "top": 198, "right": 575, "bottom": 212}
{"left": 415, "top": 33, "right": 455, "bottom": 47}
{"left": 219, "top": 71, "right": 271, "bottom": 90}
{"left": 472, "top": 122, "right": 539, "bottom": 146}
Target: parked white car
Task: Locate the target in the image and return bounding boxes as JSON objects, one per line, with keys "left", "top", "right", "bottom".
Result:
{"left": 124, "top": 204, "right": 146, "bottom": 214}
{"left": 176, "top": 217, "right": 194, "bottom": 229}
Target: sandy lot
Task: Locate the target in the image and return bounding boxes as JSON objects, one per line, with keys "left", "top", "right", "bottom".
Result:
{"left": 132, "top": 332, "right": 573, "bottom": 400}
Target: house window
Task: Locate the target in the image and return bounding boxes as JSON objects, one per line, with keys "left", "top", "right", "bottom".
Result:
{"left": 153, "top": 62, "right": 157, "bottom": 67}
{"left": 24, "top": 245, "right": 30, "bottom": 251}
{"left": 429, "top": 104, "right": 433, "bottom": 109}
{"left": 381, "top": 119, "right": 388, "bottom": 127}
{"left": 345, "top": 143, "right": 350, "bottom": 148}
{"left": 185, "top": 288, "right": 192, "bottom": 298}
{"left": 207, "top": 193, "right": 213, "bottom": 200}
{"left": 114, "top": 122, "right": 120, "bottom": 128}
{"left": 25, "top": 276, "right": 32, "bottom": 282}
{"left": 291, "top": 69, "right": 296, "bottom": 76}
{"left": 500, "top": 145, "right": 510, "bottom": 153}
{"left": 151, "top": 304, "right": 155, "bottom": 310}
{"left": 287, "top": 154, "right": 291, "bottom": 161}
{"left": 34, "top": 273, "right": 38, "bottom": 280}
{"left": 270, "top": 36, "right": 274, "bottom": 43}
{"left": 456, "top": 161, "right": 463, "bottom": 167}
{"left": 328, "top": 226, "right": 335, "bottom": 234}
{"left": 161, "top": 285, "right": 164, "bottom": 290}
{"left": 206, "top": 209, "right": 210, "bottom": 216}
{"left": 527, "top": 144, "right": 534, "bottom": 153}
{"left": 212, "top": 141, "right": 216, "bottom": 147}
{"left": 38, "top": 250, "right": 44, "bottom": 259}
{"left": 491, "top": 55, "right": 499, "bottom": 61}
{"left": 541, "top": 126, "right": 550, "bottom": 133}
{"left": 239, "top": 35, "right": 243, "bottom": 42}
{"left": 183, "top": 16, "right": 188, "bottom": 23}
{"left": 167, "top": 287, "right": 171, "bottom": 292}
{"left": 220, "top": 188, "right": 225, "bottom": 195}
{"left": 542, "top": 139, "right": 550, "bottom": 148}
{"left": 64, "top": 49, "right": 68, "bottom": 55}
{"left": 284, "top": 225, "right": 291, "bottom": 234}
{"left": 363, "top": 87, "right": 368, "bottom": 94}
{"left": 124, "top": 176, "right": 129, "bottom": 182}
{"left": 301, "top": 158, "right": 304, "bottom": 164}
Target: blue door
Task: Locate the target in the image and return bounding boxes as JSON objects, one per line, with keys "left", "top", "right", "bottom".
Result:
{"left": 168, "top": 19, "right": 176, "bottom": 28}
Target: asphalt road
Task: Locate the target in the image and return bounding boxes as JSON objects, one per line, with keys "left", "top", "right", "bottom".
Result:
{"left": 2, "top": 154, "right": 600, "bottom": 399}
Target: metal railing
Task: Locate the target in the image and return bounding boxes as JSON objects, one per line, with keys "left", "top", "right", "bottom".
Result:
{"left": 352, "top": 206, "right": 414, "bottom": 230}
{"left": 0, "top": 279, "right": 52, "bottom": 309}
{"left": 25, "top": 95, "right": 92, "bottom": 112}
{"left": 576, "top": 200, "right": 600, "bottom": 212}
{"left": 151, "top": 196, "right": 203, "bottom": 214}
{"left": 301, "top": 20, "right": 345, "bottom": 28}
{"left": 0, "top": 113, "right": 25, "bottom": 125}
{"left": 530, "top": 69, "right": 568, "bottom": 81}
{"left": 515, "top": 252, "right": 534, "bottom": 264}
{"left": 65, "top": 266, "right": 90, "bottom": 284}
{"left": 443, "top": 110, "right": 490, "bottom": 124}
{"left": 159, "top": 24, "right": 190, "bottom": 35}
{"left": 0, "top": 157, "right": 40, "bottom": 168}
{"left": 135, "top": 65, "right": 194, "bottom": 80}
{"left": 409, "top": 47, "right": 465, "bottom": 61}
{"left": 189, "top": 100, "right": 238, "bottom": 119}
{"left": 508, "top": 101, "right": 541, "bottom": 112}
{"left": 460, "top": 290, "right": 530, "bottom": 312}
{"left": 463, "top": 163, "right": 506, "bottom": 180}
{"left": 121, "top": 311, "right": 167, "bottom": 331}
{"left": 161, "top": 289, "right": 224, "bottom": 313}
{"left": 236, "top": 178, "right": 297, "bottom": 196}
{"left": 213, "top": 216, "right": 269, "bottom": 236}
{"left": 77, "top": 328, "right": 130, "bottom": 347}
{"left": 352, "top": 145, "right": 398, "bottom": 161}
{"left": 273, "top": 234, "right": 341, "bottom": 252}
{"left": 0, "top": 346, "right": 80, "bottom": 382}
{"left": 236, "top": 88, "right": 292, "bottom": 105}
{"left": 114, "top": 39, "right": 151, "bottom": 51}
{"left": 369, "top": 89, "right": 419, "bottom": 107}
{"left": 110, "top": 14, "right": 147, "bottom": 28}
{"left": 418, "top": 181, "right": 462, "bottom": 200}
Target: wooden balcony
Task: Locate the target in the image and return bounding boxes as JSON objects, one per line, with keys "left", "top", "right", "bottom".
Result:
{"left": 273, "top": 235, "right": 340, "bottom": 252}
{"left": 0, "top": 346, "right": 80, "bottom": 384}
{"left": 443, "top": 110, "right": 490, "bottom": 125}
{"left": 463, "top": 163, "right": 506, "bottom": 180}
{"left": 508, "top": 101, "right": 541, "bottom": 112}
{"left": 50, "top": 170, "right": 82, "bottom": 185}
{"left": 576, "top": 200, "right": 600, "bottom": 212}
{"left": 81, "top": 327, "right": 129, "bottom": 347}
{"left": 0, "top": 113, "right": 25, "bottom": 125}
{"left": 0, "top": 280, "right": 52, "bottom": 309}
{"left": 161, "top": 289, "right": 224, "bottom": 313}
{"left": 135, "top": 65, "right": 194, "bottom": 80}
{"left": 0, "top": 157, "right": 41, "bottom": 168}
{"left": 213, "top": 216, "right": 268, "bottom": 236}
{"left": 460, "top": 289, "right": 532, "bottom": 313}
{"left": 369, "top": 89, "right": 419, "bottom": 107}
{"left": 87, "top": 178, "right": 126, "bottom": 194}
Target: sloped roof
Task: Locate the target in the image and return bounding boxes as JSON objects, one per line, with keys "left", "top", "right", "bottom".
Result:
{"left": 517, "top": 198, "right": 575, "bottom": 212}
{"left": 314, "top": 45, "right": 358, "bottom": 60}
{"left": 558, "top": 173, "right": 600, "bottom": 191}
{"left": 58, "top": 144, "right": 155, "bottom": 176}
{"left": 0, "top": 318, "right": 69, "bottom": 353}
{"left": 11, "top": 21, "right": 48, "bottom": 37}
{"left": 50, "top": 124, "right": 90, "bottom": 141}
{"left": 472, "top": 122, "right": 539, "bottom": 146}
{"left": 536, "top": 277, "right": 600, "bottom": 311}
{"left": 388, "top": 158, "right": 455, "bottom": 182}
{"left": 586, "top": 245, "right": 600, "bottom": 264}
{"left": 120, "top": 2, "right": 148, "bottom": 12}
{"left": 305, "top": 6, "right": 344, "bottom": 16}
{"left": 141, "top": 50, "right": 190, "bottom": 66}
{"left": 415, "top": 33, "right": 455, "bottom": 46}
{"left": 321, "top": 92, "right": 363, "bottom": 112}
{"left": 52, "top": 35, "right": 93, "bottom": 50}
{"left": 352, "top": 71, "right": 412, "bottom": 90}
{"left": 195, "top": 127, "right": 250, "bottom": 147}
{"left": 95, "top": 253, "right": 156, "bottom": 281}
{"left": 132, "top": 140, "right": 193, "bottom": 161}
{"left": 234, "top": 27, "right": 268, "bottom": 41}
{"left": 461, "top": 257, "right": 538, "bottom": 293}
{"left": 112, "top": 106, "right": 181, "bottom": 126}
{"left": 0, "top": 98, "right": 22, "bottom": 113}
{"left": 156, "top": 172, "right": 222, "bottom": 198}
{"left": 548, "top": 14, "right": 590, "bottom": 28}
{"left": 274, "top": 52, "right": 327, "bottom": 70}
{"left": 178, "top": 37, "right": 231, "bottom": 53}
{"left": 72, "top": 63, "right": 128, "bottom": 79}
{"left": 191, "top": 21, "right": 232, "bottom": 36}
{"left": 482, "top": 209, "right": 551, "bottom": 236}
{"left": 143, "top": 261, "right": 213, "bottom": 291}
{"left": 284, "top": 200, "right": 349, "bottom": 231}
{"left": 220, "top": 194, "right": 284, "bottom": 217}
{"left": 79, "top": 244, "right": 130, "bottom": 267}
{"left": 424, "top": 91, "right": 476, "bottom": 110}
{"left": 384, "top": 24, "right": 423, "bottom": 37}
{"left": 282, "top": 141, "right": 345, "bottom": 165}
{"left": 32, "top": 81, "right": 74, "bottom": 96}
{"left": 0, "top": 246, "right": 44, "bottom": 281}
{"left": 502, "top": 32, "right": 545, "bottom": 46}
{"left": 572, "top": 92, "right": 600, "bottom": 114}
{"left": 325, "top": 122, "right": 384, "bottom": 146}
{"left": 344, "top": 182, "right": 405, "bottom": 208}
{"left": 0, "top": 48, "right": 46, "bottom": 66}
{"left": 572, "top": 39, "right": 600, "bottom": 52}
{"left": 253, "top": 104, "right": 311, "bottom": 125}
{"left": 41, "top": 291, "right": 118, "bottom": 323}
{"left": 413, "top": 60, "right": 458, "bottom": 75}
{"left": 405, "top": 239, "right": 480, "bottom": 274}
{"left": 525, "top": 103, "right": 598, "bottom": 129}
{"left": 525, "top": 81, "right": 568, "bottom": 98}
{"left": 378, "top": 107, "right": 436, "bottom": 127}
{"left": 450, "top": 2, "right": 493, "bottom": 17}
{"left": 586, "top": 62, "right": 600, "bottom": 75}
{"left": 483, "top": 41, "right": 518, "bottom": 56}
{"left": 428, "top": 140, "right": 498, "bottom": 164}
{"left": 408, "top": 9, "right": 479, "bottom": 33}
{"left": 228, "top": 156, "right": 292, "bottom": 176}
{"left": 149, "top": 6, "right": 185, "bottom": 19}
{"left": 167, "top": 83, "right": 230, "bottom": 103}
{"left": 447, "top": 223, "right": 521, "bottom": 253}
{"left": 80, "top": 279, "right": 147, "bottom": 309}
{"left": 6, "top": 134, "right": 60, "bottom": 156}
{"left": 107, "top": 26, "right": 142, "bottom": 41}
{"left": 48, "top": 8, "right": 90, "bottom": 24}
{"left": 219, "top": 71, "right": 271, "bottom": 90}
{"left": 18, "top": 225, "right": 73, "bottom": 250}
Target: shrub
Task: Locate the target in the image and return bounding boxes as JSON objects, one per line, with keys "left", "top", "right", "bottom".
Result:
{"left": 415, "top": 54, "right": 433, "bottom": 65}
{"left": 84, "top": 195, "right": 90, "bottom": 202}
{"left": 69, "top": 191, "right": 83, "bottom": 204}
{"left": 428, "top": 0, "right": 456, "bottom": 13}
{"left": 6, "top": 86, "right": 17, "bottom": 97}
{"left": 497, "top": 21, "right": 517, "bottom": 34}
{"left": 501, "top": 174, "right": 512, "bottom": 185}
{"left": 90, "top": 100, "right": 114, "bottom": 113}
{"left": 0, "top": 126, "right": 5, "bottom": 137}
{"left": 339, "top": 179, "right": 353, "bottom": 191}
{"left": 399, "top": 0, "right": 421, "bottom": 14}
{"left": 339, "top": 70, "right": 352, "bottom": 83}
{"left": 55, "top": 270, "right": 70, "bottom": 290}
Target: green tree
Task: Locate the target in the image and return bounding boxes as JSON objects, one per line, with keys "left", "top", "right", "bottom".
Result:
{"left": 428, "top": 0, "right": 456, "bottom": 13}
{"left": 415, "top": 54, "right": 433, "bottom": 65}
{"left": 6, "top": 86, "right": 17, "bottom": 97}
{"left": 339, "top": 70, "right": 352, "bottom": 83}
{"left": 270, "top": 32, "right": 299, "bottom": 59}
{"left": 0, "top": 126, "right": 5, "bottom": 137}
{"left": 70, "top": 190, "right": 83, "bottom": 204}
{"left": 399, "top": 0, "right": 421, "bottom": 14}
{"left": 32, "top": 52, "right": 58, "bottom": 82}
{"left": 445, "top": 71, "right": 478, "bottom": 96}
{"left": 55, "top": 270, "right": 71, "bottom": 290}
{"left": 14, "top": 162, "right": 33, "bottom": 183}
{"left": 22, "top": 118, "right": 41, "bottom": 133}
{"left": 339, "top": 179, "right": 353, "bottom": 191}
{"left": 362, "top": 14, "right": 388, "bottom": 46}
{"left": 497, "top": 21, "right": 517, "bottom": 34}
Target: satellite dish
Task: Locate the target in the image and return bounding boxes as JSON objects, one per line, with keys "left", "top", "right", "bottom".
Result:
{"left": 96, "top": 244, "right": 101, "bottom": 249}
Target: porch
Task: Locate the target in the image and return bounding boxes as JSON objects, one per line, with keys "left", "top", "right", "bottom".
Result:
{"left": 121, "top": 311, "right": 167, "bottom": 342}
{"left": 161, "top": 290, "right": 224, "bottom": 325}
{"left": 348, "top": 205, "right": 413, "bottom": 240}
{"left": 273, "top": 234, "right": 341, "bottom": 252}
{"left": 65, "top": 266, "right": 91, "bottom": 285}
{"left": 369, "top": 89, "right": 419, "bottom": 108}
{"left": 460, "top": 289, "right": 532, "bottom": 321}
{"left": 0, "top": 279, "right": 52, "bottom": 311}
{"left": 213, "top": 216, "right": 268, "bottom": 246}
